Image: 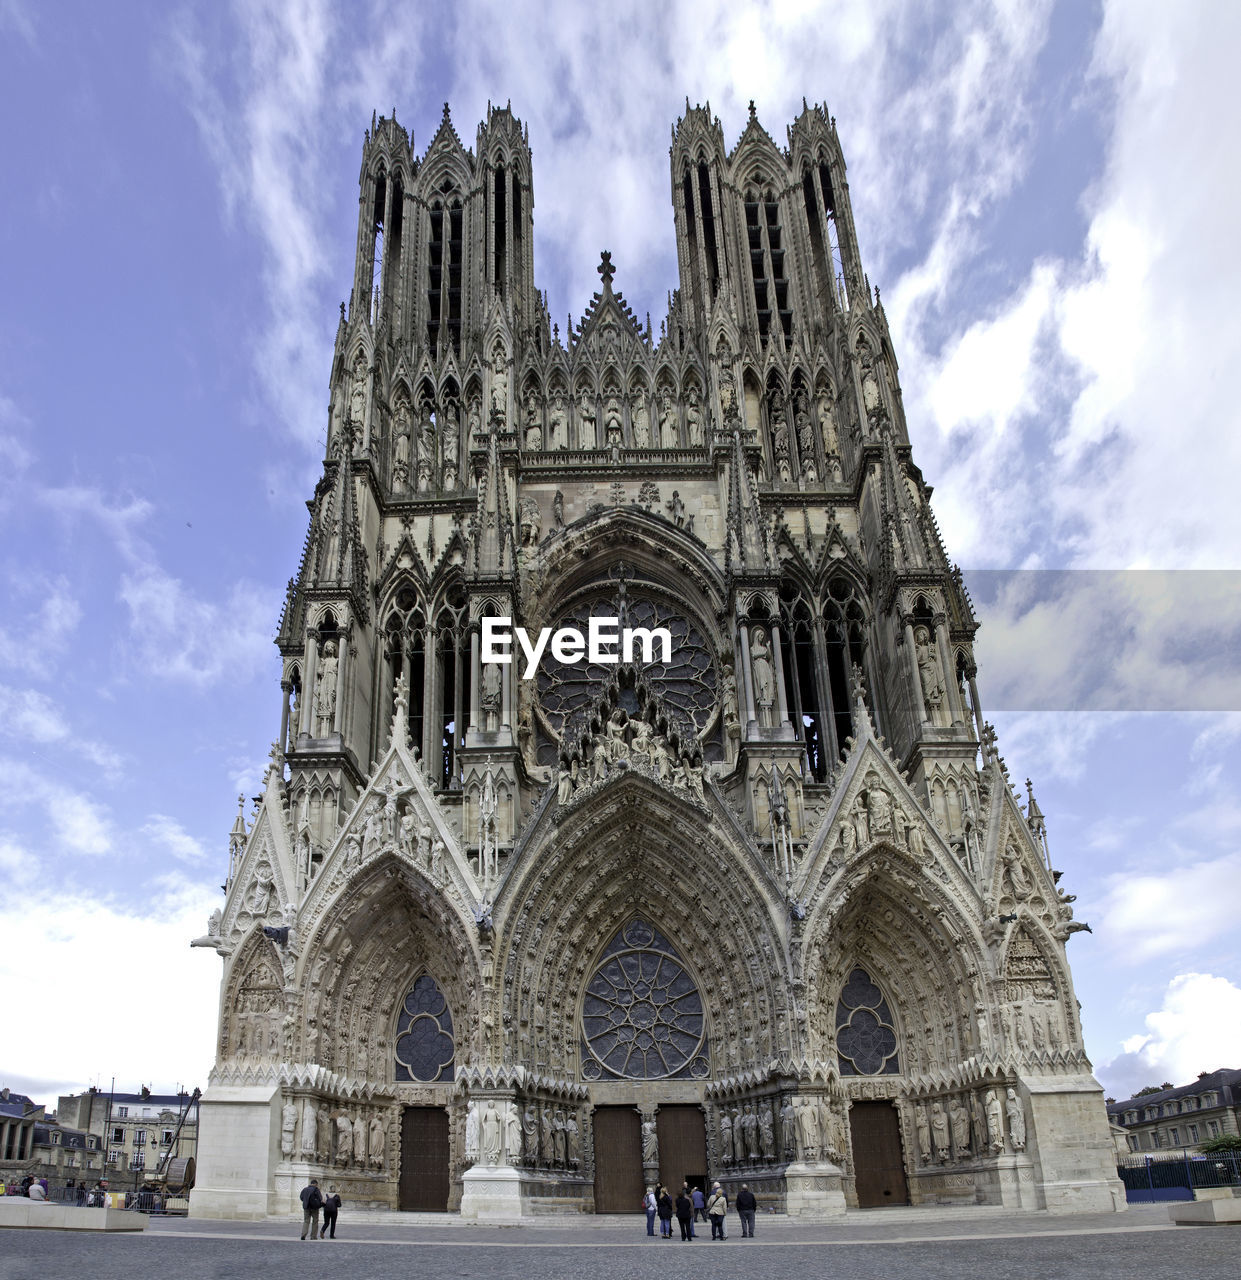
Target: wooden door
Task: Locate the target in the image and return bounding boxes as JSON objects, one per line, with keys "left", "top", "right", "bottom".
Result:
{"left": 592, "top": 1107, "right": 643, "bottom": 1213}
{"left": 399, "top": 1106, "right": 449, "bottom": 1211}
{"left": 849, "top": 1101, "right": 909, "bottom": 1207}
{"left": 656, "top": 1105, "right": 707, "bottom": 1195}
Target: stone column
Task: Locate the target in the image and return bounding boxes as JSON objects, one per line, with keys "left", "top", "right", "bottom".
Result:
{"left": 903, "top": 618, "right": 928, "bottom": 727}
{"left": 279, "top": 681, "right": 292, "bottom": 755}
{"left": 501, "top": 658, "right": 512, "bottom": 732}
{"left": 333, "top": 630, "right": 349, "bottom": 737}
{"left": 967, "top": 669, "right": 984, "bottom": 742}
{"left": 738, "top": 622, "right": 757, "bottom": 734}
{"left": 770, "top": 622, "right": 792, "bottom": 727}
{"left": 469, "top": 629, "right": 481, "bottom": 730}
{"left": 934, "top": 615, "right": 964, "bottom": 725}
{"left": 301, "top": 630, "right": 320, "bottom": 738}
{"left": 422, "top": 626, "right": 438, "bottom": 768}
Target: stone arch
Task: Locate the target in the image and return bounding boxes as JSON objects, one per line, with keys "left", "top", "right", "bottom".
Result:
{"left": 806, "top": 857, "right": 988, "bottom": 1075}
{"left": 495, "top": 774, "right": 789, "bottom": 1079}
{"left": 294, "top": 854, "right": 481, "bottom": 1079}
{"left": 999, "top": 919, "right": 1078, "bottom": 1052}
{"left": 219, "top": 928, "right": 285, "bottom": 1063}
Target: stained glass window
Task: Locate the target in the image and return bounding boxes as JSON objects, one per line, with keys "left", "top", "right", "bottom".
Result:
{"left": 581, "top": 919, "right": 709, "bottom": 1081}
{"left": 836, "top": 966, "right": 899, "bottom": 1076}
{"left": 394, "top": 974, "right": 455, "bottom": 1082}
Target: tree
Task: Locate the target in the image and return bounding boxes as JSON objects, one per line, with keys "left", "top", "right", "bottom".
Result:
{"left": 1133, "top": 1085, "right": 1165, "bottom": 1097}
{"left": 1200, "top": 1135, "right": 1241, "bottom": 1154}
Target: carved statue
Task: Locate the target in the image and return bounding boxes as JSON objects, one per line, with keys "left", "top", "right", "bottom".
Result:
{"left": 642, "top": 1117, "right": 658, "bottom": 1165}
{"left": 442, "top": 401, "right": 460, "bottom": 487}
{"left": 657, "top": 387, "right": 675, "bottom": 446}
{"left": 606, "top": 709, "right": 629, "bottom": 762}
{"left": 750, "top": 629, "right": 775, "bottom": 722}
{"left": 524, "top": 390, "right": 541, "bottom": 450}
{"left": 1005, "top": 1088, "right": 1026, "bottom": 1151}
{"left": 281, "top": 1101, "right": 298, "bottom": 1159}
{"left": 552, "top": 489, "right": 565, "bottom": 528}
{"left": 759, "top": 1102, "right": 776, "bottom": 1159}
{"left": 352, "top": 1109, "right": 366, "bottom": 1165}
{"left": 491, "top": 366, "right": 509, "bottom": 419}
{"left": 565, "top": 1111, "right": 580, "bottom": 1165}
{"left": 300, "top": 1098, "right": 318, "bottom": 1159}
{"left": 540, "top": 1106, "right": 554, "bottom": 1167}
{"left": 651, "top": 735, "right": 671, "bottom": 783}
{"left": 348, "top": 353, "right": 367, "bottom": 447}
{"left": 865, "top": 775, "right": 894, "bottom": 839}
{"left": 950, "top": 1096, "right": 971, "bottom": 1158}
{"left": 930, "top": 1100, "right": 949, "bottom": 1162}
{"left": 361, "top": 798, "right": 384, "bottom": 861}
{"left": 504, "top": 1100, "right": 522, "bottom": 1164}
{"left": 719, "top": 1110, "right": 733, "bottom": 1163}
{"left": 915, "top": 1101, "right": 931, "bottom": 1164}
{"left": 796, "top": 1099, "right": 820, "bottom": 1161}
{"left": 334, "top": 1113, "right": 352, "bottom": 1167}
{"left": 986, "top": 1089, "right": 1005, "bottom": 1154}
{"left": 548, "top": 391, "right": 567, "bottom": 449}
{"left": 465, "top": 1100, "right": 480, "bottom": 1163}
{"left": 552, "top": 1109, "right": 567, "bottom": 1165}
{"left": 430, "top": 838, "right": 445, "bottom": 882}
{"left": 742, "top": 1103, "right": 760, "bottom": 1160}
{"left": 314, "top": 640, "right": 338, "bottom": 735}
{"left": 592, "top": 736, "right": 608, "bottom": 782}
{"left": 603, "top": 392, "right": 623, "bottom": 448}
{"left": 816, "top": 386, "right": 839, "bottom": 454}
{"left": 577, "top": 389, "right": 596, "bottom": 446}
{"left": 780, "top": 1099, "right": 798, "bottom": 1158}
{"left": 369, "top": 1115, "right": 385, "bottom": 1168}
{"left": 630, "top": 393, "right": 650, "bottom": 447}
{"left": 686, "top": 387, "right": 703, "bottom": 445}
{"left": 480, "top": 1101, "right": 502, "bottom": 1165}
{"left": 247, "top": 862, "right": 274, "bottom": 916}
{"left": 519, "top": 496, "right": 541, "bottom": 547}
{"left": 392, "top": 398, "right": 412, "bottom": 488}
{"left": 666, "top": 490, "right": 685, "bottom": 526}
{"left": 481, "top": 661, "right": 503, "bottom": 729}
{"left": 915, "top": 626, "right": 946, "bottom": 724}
{"left": 522, "top": 1104, "right": 539, "bottom": 1163}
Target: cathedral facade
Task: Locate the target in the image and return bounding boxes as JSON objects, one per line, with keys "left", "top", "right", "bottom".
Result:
{"left": 191, "top": 101, "right": 1123, "bottom": 1219}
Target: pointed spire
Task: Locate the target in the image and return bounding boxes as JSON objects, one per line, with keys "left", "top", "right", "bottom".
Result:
{"left": 230, "top": 795, "right": 248, "bottom": 844}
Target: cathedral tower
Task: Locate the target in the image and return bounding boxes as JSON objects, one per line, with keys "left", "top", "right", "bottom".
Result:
{"left": 191, "top": 103, "right": 1122, "bottom": 1221}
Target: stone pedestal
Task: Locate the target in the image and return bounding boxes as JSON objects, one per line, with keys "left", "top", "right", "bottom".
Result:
{"left": 191, "top": 1081, "right": 281, "bottom": 1220}
{"left": 460, "top": 1164, "right": 527, "bottom": 1220}
{"left": 783, "top": 1161, "right": 847, "bottom": 1218}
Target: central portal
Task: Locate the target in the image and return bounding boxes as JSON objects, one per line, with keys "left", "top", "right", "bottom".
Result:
{"left": 656, "top": 1105, "right": 707, "bottom": 1194}
{"left": 849, "top": 1101, "right": 909, "bottom": 1207}
{"left": 592, "top": 1106, "right": 643, "bottom": 1212}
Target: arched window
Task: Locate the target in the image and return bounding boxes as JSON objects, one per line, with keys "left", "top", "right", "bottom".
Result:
{"left": 836, "top": 966, "right": 900, "bottom": 1076}
{"left": 394, "top": 975, "right": 455, "bottom": 1082}
{"left": 746, "top": 183, "right": 791, "bottom": 347}
{"left": 426, "top": 183, "right": 462, "bottom": 357}
{"left": 382, "top": 585, "right": 425, "bottom": 758}
{"left": 436, "top": 587, "right": 471, "bottom": 788}
{"left": 779, "top": 580, "right": 827, "bottom": 780}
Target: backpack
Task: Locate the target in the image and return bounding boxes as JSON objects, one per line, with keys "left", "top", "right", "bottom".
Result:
{"left": 307, "top": 1186, "right": 323, "bottom": 1211}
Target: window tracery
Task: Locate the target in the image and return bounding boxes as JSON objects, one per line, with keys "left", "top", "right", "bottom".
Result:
{"left": 394, "top": 974, "right": 455, "bottom": 1083}
{"left": 836, "top": 966, "right": 900, "bottom": 1076}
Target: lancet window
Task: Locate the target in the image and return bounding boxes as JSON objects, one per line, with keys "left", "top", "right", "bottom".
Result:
{"left": 778, "top": 581, "right": 828, "bottom": 780}
{"left": 394, "top": 974, "right": 455, "bottom": 1083}
{"left": 745, "top": 183, "right": 792, "bottom": 347}
{"left": 802, "top": 157, "right": 848, "bottom": 311}
{"left": 380, "top": 585, "right": 426, "bottom": 760}
{"left": 426, "top": 184, "right": 462, "bottom": 357}
{"left": 836, "top": 966, "right": 900, "bottom": 1076}
{"left": 436, "top": 588, "right": 471, "bottom": 789}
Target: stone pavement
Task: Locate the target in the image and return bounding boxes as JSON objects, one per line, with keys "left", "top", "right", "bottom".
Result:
{"left": 1, "top": 1204, "right": 1238, "bottom": 1280}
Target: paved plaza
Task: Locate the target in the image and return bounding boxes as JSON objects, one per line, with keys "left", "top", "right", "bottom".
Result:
{"left": 2, "top": 1205, "right": 1238, "bottom": 1280}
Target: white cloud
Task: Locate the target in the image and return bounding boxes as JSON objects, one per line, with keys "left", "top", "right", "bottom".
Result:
{"left": 0, "top": 685, "right": 124, "bottom": 775}
{"left": 1098, "top": 973, "right": 1241, "bottom": 1099}
{"left": 0, "top": 759, "right": 115, "bottom": 857}
{"left": 0, "top": 576, "right": 82, "bottom": 678}
{"left": 1097, "top": 851, "right": 1241, "bottom": 961}
{"left": 141, "top": 814, "right": 209, "bottom": 866}
{"left": 0, "top": 876, "right": 223, "bottom": 1103}
{"left": 117, "top": 568, "right": 277, "bottom": 688}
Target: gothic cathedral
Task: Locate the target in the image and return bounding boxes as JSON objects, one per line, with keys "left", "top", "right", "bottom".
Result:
{"left": 191, "top": 102, "right": 1123, "bottom": 1219}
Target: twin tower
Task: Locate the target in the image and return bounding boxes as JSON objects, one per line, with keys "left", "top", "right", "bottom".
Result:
{"left": 192, "top": 102, "right": 1122, "bottom": 1221}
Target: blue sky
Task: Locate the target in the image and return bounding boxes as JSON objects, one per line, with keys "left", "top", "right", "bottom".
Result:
{"left": 2, "top": 0, "right": 1239, "bottom": 1108}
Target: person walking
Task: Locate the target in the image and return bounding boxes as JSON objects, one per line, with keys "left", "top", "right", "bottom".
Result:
{"left": 707, "top": 1181, "right": 728, "bottom": 1239}
{"left": 320, "top": 1185, "right": 341, "bottom": 1239}
{"left": 692, "top": 1183, "right": 707, "bottom": 1226}
{"left": 643, "top": 1185, "right": 657, "bottom": 1236}
{"left": 736, "top": 1182, "right": 757, "bottom": 1237}
{"left": 299, "top": 1178, "right": 323, "bottom": 1239}
{"left": 675, "top": 1186, "right": 694, "bottom": 1241}
{"left": 657, "top": 1185, "right": 674, "bottom": 1237}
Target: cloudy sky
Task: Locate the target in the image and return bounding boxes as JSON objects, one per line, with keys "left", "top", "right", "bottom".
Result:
{"left": 2, "top": 0, "right": 1238, "bottom": 1110}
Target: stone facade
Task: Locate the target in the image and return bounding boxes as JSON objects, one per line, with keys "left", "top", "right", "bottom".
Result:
{"left": 190, "top": 102, "right": 1123, "bottom": 1219}
{"left": 1108, "top": 1069, "right": 1241, "bottom": 1153}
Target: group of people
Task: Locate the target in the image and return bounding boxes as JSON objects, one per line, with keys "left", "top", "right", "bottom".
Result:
{"left": 643, "top": 1181, "right": 759, "bottom": 1240}
{"left": 298, "top": 1179, "right": 343, "bottom": 1239}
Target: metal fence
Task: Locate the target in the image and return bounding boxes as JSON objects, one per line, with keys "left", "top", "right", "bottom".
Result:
{"left": 3, "top": 1183, "right": 188, "bottom": 1214}
{"left": 1117, "top": 1151, "right": 1241, "bottom": 1203}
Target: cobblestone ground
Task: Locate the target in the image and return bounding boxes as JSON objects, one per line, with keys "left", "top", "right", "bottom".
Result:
{"left": 2, "top": 1205, "right": 1238, "bottom": 1280}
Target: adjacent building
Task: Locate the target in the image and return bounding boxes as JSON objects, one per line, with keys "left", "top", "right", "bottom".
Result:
{"left": 192, "top": 101, "right": 1123, "bottom": 1220}
{"left": 1108, "top": 1070, "right": 1241, "bottom": 1154}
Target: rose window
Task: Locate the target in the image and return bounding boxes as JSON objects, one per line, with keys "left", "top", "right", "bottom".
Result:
{"left": 581, "top": 919, "right": 709, "bottom": 1080}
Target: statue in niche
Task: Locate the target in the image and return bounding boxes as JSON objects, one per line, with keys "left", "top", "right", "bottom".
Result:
{"left": 464, "top": 1101, "right": 480, "bottom": 1165}
{"left": 642, "top": 1116, "right": 659, "bottom": 1165}
{"left": 606, "top": 709, "right": 629, "bottom": 763}
{"left": 930, "top": 1100, "right": 949, "bottom": 1162}
{"left": 301, "top": 1098, "right": 318, "bottom": 1159}
{"left": 666, "top": 490, "right": 686, "bottom": 526}
{"left": 352, "top": 1110, "right": 366, "bottom": 1165}
{"left": 742, "top": 1103, "right": 760, "bottom": 1160}
{"left": 557, "top": 758, "right": 575, "bottom": 805}
{"left": 986, "top": 1089, "right": 1005, "bottom": 1153}
{"left": 780, "top": 1099, "right": 797, "bottom": 1158}
{"left": 481, "top": 661, "right": 502, "bottom": 729}
{"left": 591, "top": 736, "right": 608, "bottom": 782}
{"left": 540, "top": 1106, "right": 554, "bottom": 1166}
{"left": 816, "top": 385, "right": 839, "bottom": 454}
{"left": 630, "top": 392, "right": 650, "bottom": 447}
{"left": 795, "top": 392, "right": 817, "bottom": 482}
{"left": 915, "top": 626, "right": 946, "bottom": 724}
{"left": 719, "top": 1110, "right": 733, "bottom": 1162}
{"left": 771, "top": 395, "right": 792, "bottom": 481}
{"left": 603, "top": 391, "right": 623, "bottom": 449}
{"left": 361, "top": 798, "right": 384, "bottom": 860}
{"left": 796, "top": 1099, "right": 820, "bottom": 1161}
{"left": 281, "top": 1100, "right": 298, "bottom": 1158}
{"left": 548, "top": 390, "right": 567, "bottom": 448}
{"left": 524, "top": 390, "right": 542, "bottom": 451}
{"left": 759, "top": 1102, "right": 776, "bottom": 1159}
{"left": 314, "top": 640, "right": 338, "bottom": 735}
{"left": 490, "top": 365, "right": 509, "bottom": 419}
{"left": 334, "top": 1113, "right": 352, "bottom": 1167}
{"left": 442, "top": 401, "right": 460, "bottom": 488}
{"left": 369, "top": 1115, "right": 385, "bottom": 1168}
{"left": 480, "top": 1101, "right": 501, "bottom": 1165}
{"left": 685, "top": 754, "right": 705, "bottom": 802}
{"left": 686, "top": 386, "right": 704, "bottom": 445}
{"left": 1002, "top": 845, "right": 1032, "bottom": 901}
{"left": 719, "top": 364, "right": 739, "bottom": 423}
{"left": 519, "top": 496, "right": 541, "bottom": 547}
{"left": 552, "top": 489, "right": 565, "bottom": 528}
{"left": 865, "top": 774, "right": 894, "bottom": 839}
{"left": 1005, "top": 1088, "right": 1026, "bottom": 1151}
{"left": 629, "top": 716, "right": 653, "bottom": 763}
{"left": 504, "top": 1101, "right": 522, "bottom": 1164}
{"left": 522, "top": 1104, "right": 539, "bottom": 1163}
{"left": 577, "top": 388, "right": 597, "bottom": 446}
{"left": 247, "top": 861, "right": 274, "bottom": 916}
{"left": 348, "top": 353, "right": 367, "bottom": 450}
{"left": 415, "top": 402, "right": 435, "bottom": 492}
{"left": 467, "top": 395, "right": 482, "bottom": 442}
{"left": 392, "top": 398, "right": 412, "bottom": 489}
{"left": 430, "top": 838, "right": 445, "bottom": 882}
{"left": 552, "top": 1109, "right": 567, "bottom": 1165}
{"left": 720, "top": 660, "right": 741, "bottom": 747}
{"left": 915, "top": 1102, "right": 931, "bottom": 1164}
{"left": 950, "top": 1096, "right": 971, "bottom": 1158}
{"left": 344, "top": 831, "right": 362, "bottom": 872}
{"left": 750, "top": 629, "right": 775, "bottom": 724}
{"left": 657, "top": 387, "right": 675, "bottom": 447}
{"left": 858, "top": 339, "right": 887, "bottom": 435}
{"left": 566, "top": 1111, "right": 580, "bottom": 1166}
{"left": 650, "top": 734, "right": 671, "bottom": 783}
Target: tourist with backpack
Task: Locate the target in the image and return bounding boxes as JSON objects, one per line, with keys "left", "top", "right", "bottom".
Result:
{"left": 299, "top": 1178, "right": 323, "bottom": 1239}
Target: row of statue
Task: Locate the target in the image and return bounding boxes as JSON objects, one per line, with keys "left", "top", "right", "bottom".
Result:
{"left": 557, "top": 706, "right": 706, "bottom": 805}
{"left": 914, "top": 1087, "right": 1026, "bottom": 1163}
{"left": 832, "top": 771, "right": 929, "bottom": 861}
{"left": 709, "top": 1097, "right": 846, "bottom": 1166}
{"left": 464, "top": 1099, "right": 582, "bottom": 1169}
{"left": 281, "top": 1096, "right": 388, "bottom": 1171}
{"left": 346, "top": 771, "right": 447, "bottom": 882}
